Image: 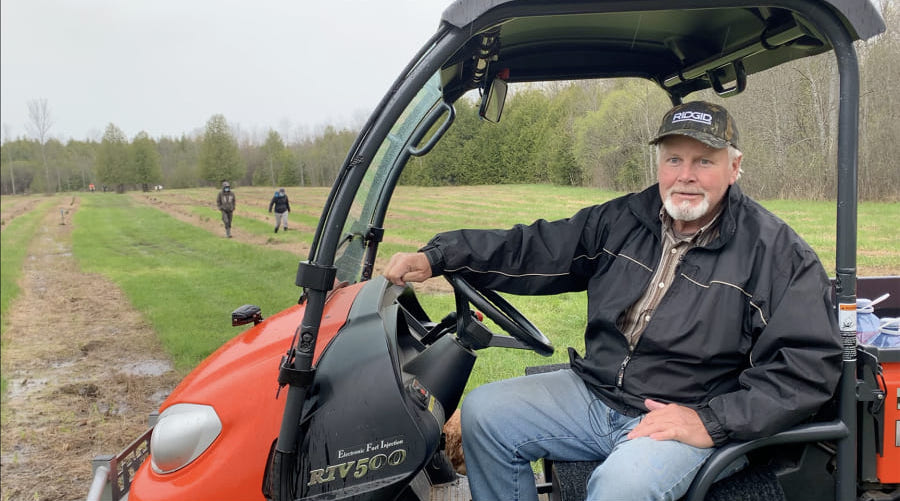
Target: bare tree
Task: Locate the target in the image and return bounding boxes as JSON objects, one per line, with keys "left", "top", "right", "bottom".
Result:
{"left": 26, "top": 98, "right": 54, "bottom": 193}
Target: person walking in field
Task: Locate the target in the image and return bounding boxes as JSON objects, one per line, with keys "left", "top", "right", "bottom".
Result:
{"left": 217, "top": 181, "right": 236, "bottom": 238}
{"left": 268, "top": 187, "right": 291, "bottom": 233}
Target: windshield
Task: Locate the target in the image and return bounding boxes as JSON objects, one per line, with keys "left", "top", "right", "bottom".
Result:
{"left": 333, "top": 72, "right": 444, "bottom": 284}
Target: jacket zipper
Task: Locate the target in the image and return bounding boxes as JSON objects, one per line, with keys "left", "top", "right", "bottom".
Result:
{"left": 616, "top": 255, "right": 686, "bottom": 389}
{"left": 616, "top": 352, "right": 632, "bottom": 388}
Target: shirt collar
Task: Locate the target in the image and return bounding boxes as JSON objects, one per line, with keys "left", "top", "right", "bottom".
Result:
{"left": 659, "top": 205, "right": 723, "bottom": 244}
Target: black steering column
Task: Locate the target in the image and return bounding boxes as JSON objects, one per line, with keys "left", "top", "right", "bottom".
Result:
{"left": 446, "top": 273, "right": 554, "bottom": 357}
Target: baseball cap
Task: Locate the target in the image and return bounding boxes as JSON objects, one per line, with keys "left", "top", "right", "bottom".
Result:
{"left": 649, "top": 101, "right": 739, "bottom": 150}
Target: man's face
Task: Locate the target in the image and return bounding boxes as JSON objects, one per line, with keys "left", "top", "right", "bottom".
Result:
{"left": 657, "top": 135, "right": 741, "bottom": 233}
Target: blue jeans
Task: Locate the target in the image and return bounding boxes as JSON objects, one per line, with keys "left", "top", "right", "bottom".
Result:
{"left": 460, "top": 369, "right": 716, "bottom": 501}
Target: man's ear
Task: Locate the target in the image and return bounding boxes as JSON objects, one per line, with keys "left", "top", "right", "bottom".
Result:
{"left": 729, "top": 152, "right": 743, "bottom": 184}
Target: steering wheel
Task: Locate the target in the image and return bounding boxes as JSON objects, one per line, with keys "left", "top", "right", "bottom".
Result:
{"left": 446, "top": 273, "right": 554, "bottom": 357}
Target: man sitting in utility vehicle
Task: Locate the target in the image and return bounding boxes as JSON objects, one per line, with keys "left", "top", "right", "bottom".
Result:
{"left": 383, "top": 101, "right": 840, "bottom": 501}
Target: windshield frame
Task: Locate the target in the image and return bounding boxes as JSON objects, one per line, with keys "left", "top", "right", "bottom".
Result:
{"left": 304, "top": 26, "right": 465, "bottom": 275}
{"left": 331, "top": 72, "right": 447, "bottom": 284}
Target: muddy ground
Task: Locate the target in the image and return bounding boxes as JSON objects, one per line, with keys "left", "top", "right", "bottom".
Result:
{"left": 0, "top": 192, "right": 452, "bottom": 501}
{"left": 0, "top": 197, "right": 182, "bottom": 501}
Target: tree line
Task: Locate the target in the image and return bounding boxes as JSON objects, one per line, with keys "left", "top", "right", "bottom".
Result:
{"left": 1, "top": 5, "right": 897, "bottom": 200}
{"left": 0, "top": 112, "right": 357, "bottom": 195}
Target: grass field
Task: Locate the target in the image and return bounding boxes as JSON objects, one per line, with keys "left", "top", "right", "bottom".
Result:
{"left": 135, "top": 184, "right": 900, "bottom": 275}
{"left": 2, "top": 185, "right": 899, "bottom": 390}
{"left": 71, "top": 194, "right": 305, "bottom": 371}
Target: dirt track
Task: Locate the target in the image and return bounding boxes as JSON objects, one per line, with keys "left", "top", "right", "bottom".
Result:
{"left": 0, "top": 192, "right": 446, "bottom": 501}
{"left": 0, "top": 197, "right": 181, "bottom": 501}
{"left": 130, "top": 190, "right": 315, "bottom": 253}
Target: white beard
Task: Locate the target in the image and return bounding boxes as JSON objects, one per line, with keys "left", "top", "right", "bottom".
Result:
{"left": 664, "top": 189, "right": 710, "bottom": 222}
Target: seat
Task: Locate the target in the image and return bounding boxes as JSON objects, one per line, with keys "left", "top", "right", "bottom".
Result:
{"left": 525, "top": 364, "right": 848, "bottom": 501}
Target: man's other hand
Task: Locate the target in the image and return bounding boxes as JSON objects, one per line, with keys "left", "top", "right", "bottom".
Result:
{"left": 383, "top": 252, "right": 433, "bottom": 286}
{"left": 627, "top": 399, "right": 714, "bottom": 448}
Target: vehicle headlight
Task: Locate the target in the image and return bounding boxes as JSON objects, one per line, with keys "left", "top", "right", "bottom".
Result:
{"left": 150, "top": 403, "right": 222, "bottom": 474}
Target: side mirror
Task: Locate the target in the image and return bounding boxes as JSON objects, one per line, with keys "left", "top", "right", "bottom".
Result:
{"left": 479, "top": 76, "right": 508, "bottom": 123}
{"left": 232, "top": 304, "right": 263, "bottom": 326}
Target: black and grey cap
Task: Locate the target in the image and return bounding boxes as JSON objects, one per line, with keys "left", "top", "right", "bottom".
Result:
{"left": 649, "top": 101, "right": 739, "bottom": 150}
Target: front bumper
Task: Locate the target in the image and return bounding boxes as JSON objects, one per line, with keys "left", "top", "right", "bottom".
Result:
{"left": 87, "top": 420, "right": 155, "bottom": 501}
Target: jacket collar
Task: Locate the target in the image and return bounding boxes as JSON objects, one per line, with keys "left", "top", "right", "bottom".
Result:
{"left": 628, "top": 183, "right": 742, "bottom": 249}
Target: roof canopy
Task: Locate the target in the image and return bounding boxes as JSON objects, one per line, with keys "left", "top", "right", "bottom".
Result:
{"left": 436, "top": 0, "right": 885, "bottom": 100}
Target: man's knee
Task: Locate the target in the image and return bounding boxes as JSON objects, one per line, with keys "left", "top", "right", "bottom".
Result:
{"left": 462, "top": 383, "right": 524, "bottom": 446}
{"left": 460, "top": 385, "right": 497, "bottom": 437}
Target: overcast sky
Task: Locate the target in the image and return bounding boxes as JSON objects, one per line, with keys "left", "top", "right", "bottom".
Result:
{"left": 0, "top": 0, "right": 449, "bottom": 143}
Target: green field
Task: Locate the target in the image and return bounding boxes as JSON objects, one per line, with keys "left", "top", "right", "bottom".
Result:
{"left": 71, "top": 194, "right": 305, "bottom": 371}
{"left": 1, "top": 186, "right": 898, "bottom": 392}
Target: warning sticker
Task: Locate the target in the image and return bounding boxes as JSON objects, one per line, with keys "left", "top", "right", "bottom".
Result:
{"left": 838, "top": 302, "right": 856, "bottom": 332}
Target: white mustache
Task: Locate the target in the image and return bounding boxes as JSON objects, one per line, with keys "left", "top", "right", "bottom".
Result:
{"left": 668, "top": 187, "right": 705, "bottom": 196}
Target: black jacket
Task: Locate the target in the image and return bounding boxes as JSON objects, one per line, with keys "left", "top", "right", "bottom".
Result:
{"left": 269, "top": 193, "right": 291, "bottom": 214}
{"left": 422, "top": 184, "right": 840, "bottom": 445}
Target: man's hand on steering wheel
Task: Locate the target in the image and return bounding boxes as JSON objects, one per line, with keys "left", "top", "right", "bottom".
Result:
{"left": 384, "top": 252, "right": 433, "bottom": 286}
{"left": 381, "top": 252, "right": 553, "bottom": 356}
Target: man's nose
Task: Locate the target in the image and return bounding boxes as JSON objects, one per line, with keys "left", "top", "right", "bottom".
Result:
{"left": 675, "top": 162, "right": 698, "bottom": 182}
